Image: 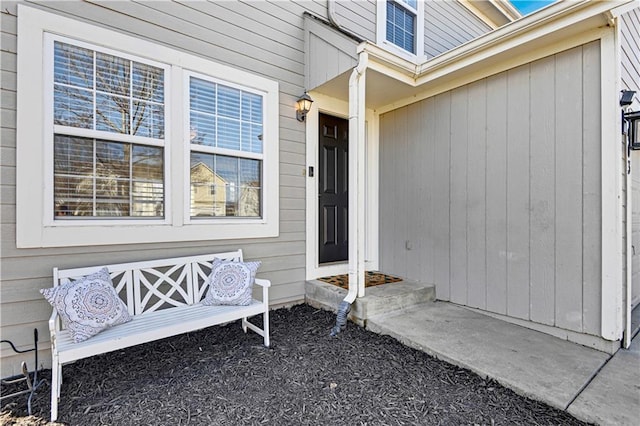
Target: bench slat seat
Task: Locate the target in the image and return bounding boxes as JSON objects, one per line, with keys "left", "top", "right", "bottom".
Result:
{"left": 56, "top": 300, "right": 266, "bottom": 364}
{"left": 47, "top": 249, "right": 269, "bottom": 422}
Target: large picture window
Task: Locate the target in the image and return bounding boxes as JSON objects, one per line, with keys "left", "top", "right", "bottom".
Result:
{"left": 17, "top": 6, "right": 279, "bottom": 247}
{"left": 52, "top": 40, "right": 166, "bottom": 219}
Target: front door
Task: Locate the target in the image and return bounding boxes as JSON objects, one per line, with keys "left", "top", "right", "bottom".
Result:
{"left": 318, "top": 113, "right": 348, "bottom": 264}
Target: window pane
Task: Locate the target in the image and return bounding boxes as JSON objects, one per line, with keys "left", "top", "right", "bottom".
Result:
{"left": 190, "top": 112, "right": 216, "bottom": 147}
{"left": 190, "top": 78, "right": 216, "bottom": 114}
{"left": 241, "top": 92, "right": 262, "bottom": 123}
{"left": 96, "top": 92, "right": 130, "bottom": 134}
{"left": 217, "top": 117, "right": 240, "bottom": 150}
{"left": 96, "top": 52, "right": 130, "bottom": 96}
{"left": 190, "top": 153, "right": 261, "bottom": 218}
{"left": 217, "top": 85, "right": 240, "bottom": 119}
{"left": 238, "top": 159, "right": 261, "bottom": 217}
{"left": 54, "top": 135, "right": 164, "bottom": 219}
{"left": 132, "top": 101, "right": 164, "bottom": 138}
{"left": 133, "top": 62, "right": 164, "bottom": 103}
{"left": 54, "top": 41, "right": 93, "bottom": 89}
{"left": 54, "top": 85, "right": 93, "bottom": 128}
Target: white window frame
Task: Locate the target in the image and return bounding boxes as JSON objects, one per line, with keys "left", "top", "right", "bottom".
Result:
{"left": 16, "top": 5, "right": 279, "bottom": 248}
{"left": 376, "top": 0, "right": 425, "bottom": 61}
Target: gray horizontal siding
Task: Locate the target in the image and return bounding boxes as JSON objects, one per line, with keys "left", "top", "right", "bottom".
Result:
{"left": 0, "top": 0, "right": 316, "bottom": 376}
{"left": 379, "top": 41, "right": 602, "bottom": 336}
{"left": 424, "top": 0, "right": 491, "bottom": 58}
{"left": 335, "top": 0, "right": 376, "bottom": 42}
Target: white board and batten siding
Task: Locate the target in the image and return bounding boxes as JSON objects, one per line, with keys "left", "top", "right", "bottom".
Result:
{"left": 0, "top": 0, "right": 324, "bottom": 377}
{"left": 623, "top": 8, "right": 640, "bottom": 311}
{"left": 379, "top": 41, "right": 604, "bottom": 339}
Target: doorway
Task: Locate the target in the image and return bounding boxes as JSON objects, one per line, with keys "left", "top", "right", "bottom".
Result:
{"left": 318, "top": 113, "right": 349, "bottom": 264}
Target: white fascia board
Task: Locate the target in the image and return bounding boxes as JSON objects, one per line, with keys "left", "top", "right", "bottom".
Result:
{"left": 609, "top": 0, "right": 640, "bottom": 17}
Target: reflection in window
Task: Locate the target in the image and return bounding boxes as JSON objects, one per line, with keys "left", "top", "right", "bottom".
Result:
{"left": 190, "top": 153, "right": 261, "bottom": 218}
{"left": 54, "top": 136, "right": 164, "bottom": 218}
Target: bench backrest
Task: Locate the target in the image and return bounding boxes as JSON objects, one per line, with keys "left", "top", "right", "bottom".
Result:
{"left": 53, "top": 250, "right": 243, "bottom": 317}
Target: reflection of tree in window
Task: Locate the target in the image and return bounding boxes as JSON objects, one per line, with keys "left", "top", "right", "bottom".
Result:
{"left": 52, "top": 41, "right": 165, "bottom": 219}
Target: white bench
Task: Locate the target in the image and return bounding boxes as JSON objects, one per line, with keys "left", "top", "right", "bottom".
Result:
{"left": 47, "top": 249, "right": 270, "bottom": 422}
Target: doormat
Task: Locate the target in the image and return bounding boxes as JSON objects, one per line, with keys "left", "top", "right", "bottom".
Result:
{"left": 317, "top": 271, "right": 403, "bottom": 289}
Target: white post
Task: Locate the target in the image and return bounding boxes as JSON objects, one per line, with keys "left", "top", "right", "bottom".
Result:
{"left": 346, "top": 51, "right": 368, "bottom": 303}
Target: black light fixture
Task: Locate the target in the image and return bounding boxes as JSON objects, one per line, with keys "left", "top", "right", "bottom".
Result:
{"left": 296, "top": 91, "right": 313, "bottom": 122}
{"left": 620, "top": 90, "right": 636, "bottom": 107}
{"left": 621, "top": 90, "right": 640, "bottom": 150}
{"left": 625, "top": 111, "right": 640, "bottom": 150}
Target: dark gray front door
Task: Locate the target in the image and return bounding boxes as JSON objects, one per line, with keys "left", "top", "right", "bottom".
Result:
{"left": 318, "top": 113, "right": 348, "bottom": 264}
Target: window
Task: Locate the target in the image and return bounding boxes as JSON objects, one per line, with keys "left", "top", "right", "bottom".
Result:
{"left": 188, "top": 75, "right": 264, "bottom": 218}
{"left": 52, "top": 40, "right": 166, "bottom": 219}
{"left": 17, "top": 5, "right": 279, "bottom": 247}
{"left": 377, "top": 0, "right": 425, "bottom": 59}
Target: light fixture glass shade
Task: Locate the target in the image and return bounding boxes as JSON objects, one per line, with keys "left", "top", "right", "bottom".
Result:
{"left": 296, "top": 91, "right": 313, "bottom": 122}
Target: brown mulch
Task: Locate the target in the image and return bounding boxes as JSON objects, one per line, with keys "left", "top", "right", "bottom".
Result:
{"left": 1, "top": 304, "right": 589, "bottom": 425}
{"left": 317, "top": 271, "right": 403, "bottom": 289}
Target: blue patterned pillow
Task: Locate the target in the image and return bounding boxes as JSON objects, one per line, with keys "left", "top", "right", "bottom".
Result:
{"left": 203, "top": 259, "right": 261, "bottom": 306}
{"left": 41, "top": 268, "right": 132, "bottom": 343}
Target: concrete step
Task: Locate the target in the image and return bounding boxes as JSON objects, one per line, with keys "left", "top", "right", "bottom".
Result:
{"left": 305, "top": 279, "right": 435, "bottom": 326}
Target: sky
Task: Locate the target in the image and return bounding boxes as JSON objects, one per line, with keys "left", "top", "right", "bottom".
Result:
{"left": 510, "top": 0, "right": 557, "bottom": 15}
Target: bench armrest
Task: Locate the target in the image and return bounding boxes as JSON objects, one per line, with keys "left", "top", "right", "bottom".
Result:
{"left": 48, "top": 308, "right": 60, "bottom": 350}
{"left": 254, "top": 278, "right": 271, "bottom": 288}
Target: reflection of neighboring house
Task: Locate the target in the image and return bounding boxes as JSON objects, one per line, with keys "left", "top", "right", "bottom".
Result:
{"left": 190, "top": 162, "right": 227, "bottom": 217}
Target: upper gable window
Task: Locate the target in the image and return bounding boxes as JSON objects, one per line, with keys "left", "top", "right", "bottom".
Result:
{"left": 377, "top": 0, "right": 425, "bottom": 60}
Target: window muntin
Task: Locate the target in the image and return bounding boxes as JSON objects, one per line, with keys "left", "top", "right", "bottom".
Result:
{"left": 386, "top": 0, "right": 417, "bottom": 54}
{"left": 188, "top": 75, "right": 264, "bottom": 218}
{"left": 52, "top": 39, "right": 166, "bottom": 219}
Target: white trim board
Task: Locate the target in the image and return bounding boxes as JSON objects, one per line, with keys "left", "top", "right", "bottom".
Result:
{"left": 304, "top": 93, "right": 379, "bottom": 281}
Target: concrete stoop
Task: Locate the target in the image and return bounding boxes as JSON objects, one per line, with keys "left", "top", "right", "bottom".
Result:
{"left": 304, "top": 279, "right": 435, "bottom": 326}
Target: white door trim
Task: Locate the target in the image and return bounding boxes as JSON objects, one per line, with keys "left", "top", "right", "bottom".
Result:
{"left": 305, "top": 93, "right": 379, "bottom": 280}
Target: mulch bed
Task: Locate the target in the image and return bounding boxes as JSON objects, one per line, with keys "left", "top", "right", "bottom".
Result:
{"left": 1, "top": 304, "right": 588, "bottom": 425}
{"left": 318, "top": 271, "right": 403, "bottom": 289}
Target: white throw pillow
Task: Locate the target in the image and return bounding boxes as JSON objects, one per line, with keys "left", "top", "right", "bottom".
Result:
{"left": 41, "top": 268, "right": 131, "bottom": 343}
{"left": 203, "top": 258, "right": 261, "bottom": 306}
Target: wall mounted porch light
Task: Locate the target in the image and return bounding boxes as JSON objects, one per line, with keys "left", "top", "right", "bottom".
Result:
{"left": 625, "top": 110, "right": 640, "bottom": 150}
{"left": 296, "top": 91, "right": 313, "bottom": 122}
{"left": 621, "top": 90, "right": 640, "bottom": 150}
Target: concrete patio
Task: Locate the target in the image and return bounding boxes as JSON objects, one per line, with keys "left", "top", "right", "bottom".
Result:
{"left": 306, "top": 280, "right": 640, "bottom": 426}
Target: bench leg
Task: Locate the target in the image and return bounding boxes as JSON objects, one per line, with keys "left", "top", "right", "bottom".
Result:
{"left": 50, "top": 355, "right": 60, "bottom": 422}
{"left": 263, "top": 308, "right": 270, "bottom": 347}
{"left": 241, "top": 317, "right": 248, "bottom": 334}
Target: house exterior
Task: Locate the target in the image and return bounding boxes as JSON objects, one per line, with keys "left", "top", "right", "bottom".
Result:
{"left": 1, "top": 0, "right": 639, "bottom": 377}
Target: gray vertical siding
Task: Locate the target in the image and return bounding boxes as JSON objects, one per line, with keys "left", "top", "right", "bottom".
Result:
{"left": 0, "top": 0, "right": 318, "bottom": 376}
{"left": 625, "top": 5, "right": 640, "bottom": 308}
{"left": 623, "top": 9, "right": 640, "bottom": 310}
{"left": 424, "top": 0, "right": 492, "bottom": 58}
{"left": 379, "top": 41, "right": 603, "bottom": 336}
